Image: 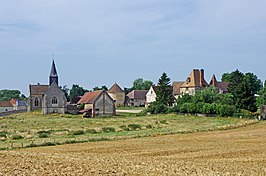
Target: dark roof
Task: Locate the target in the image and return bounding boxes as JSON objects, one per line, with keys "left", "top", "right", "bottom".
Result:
{"left": 50, "top": 60, "right": 58, "bottom": 76}
{"left": 217, "top": 82, "right": 229, "bottom": 92}
{"left": 108, "top": 83, "right": 124, "bottom": 93}
{"left": 77, "top": 91, "right": 103, "bottom": 104}
{"left": 172, "top": 82, "right": 185, "bottom": 95}
{"left": 29, "top": 85, "right": 49, "bottom": 95}
{"left": 0, "top": 101, "right": 13, "bottom": 107}
{"left": 127, "top": 90, "right": 148, "bottom": 99}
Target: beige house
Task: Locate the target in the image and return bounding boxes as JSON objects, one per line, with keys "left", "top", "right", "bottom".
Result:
{"left": 0, "top": 99, "right": 28, "bottom": 113}
{"left": 78, "top": 90, "right": 115, "bottom": 117}
{"left": 126, "top": 90, "right": 148, "bottom": 107}
{"left": 180, "top": 69, "right": 208, "bottom": 96}
{"left": 108, "top": 83, "right": 125, "bottom": 107}
{"left": 172, "top": 81, "right": 185, "bottom": 99}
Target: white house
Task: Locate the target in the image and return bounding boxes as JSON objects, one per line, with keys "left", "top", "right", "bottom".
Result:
{"left": 146, "top": 86, "right": 157, "bottom": 107}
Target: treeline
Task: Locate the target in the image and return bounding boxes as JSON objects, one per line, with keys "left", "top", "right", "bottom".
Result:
{"left": 146, "top": 70, "right": 266, "bottom": 117}
{"left": 0, "top": 90, "right": 26, "bottom": 101}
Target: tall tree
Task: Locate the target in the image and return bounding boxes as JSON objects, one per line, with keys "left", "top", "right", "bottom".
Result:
{"left": 156, "top": 72, "right": 173, "bottom": 106}
{"left": 60, "top": 85, "right": 70, "bottom": 102}
{"left": 69, "top": 84, "right": 89, "bottom": 102}
{"left": 132, "top": 78, "right": 153, "bottom": 90}
{"left": 225, "top": 70, "right": 262, "bottom": 112}
{"left": 256, "top": 80, "right": 266, "bottom": 109}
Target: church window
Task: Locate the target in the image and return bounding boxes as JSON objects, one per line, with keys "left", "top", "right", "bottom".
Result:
{"left": 34, "top": 98, "right": 39, "bottom": 106}
{"left": 52, "top": 97, "right": 58, "bottom": 104}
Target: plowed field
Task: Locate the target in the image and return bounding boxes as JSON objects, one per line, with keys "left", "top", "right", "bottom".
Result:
{"left": 1, "top": 122, "right": 266, "bottom": 176}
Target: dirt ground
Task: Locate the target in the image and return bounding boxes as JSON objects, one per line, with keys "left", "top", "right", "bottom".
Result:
{"left": 0, "top": 122, "right": 266, "bottom": 176}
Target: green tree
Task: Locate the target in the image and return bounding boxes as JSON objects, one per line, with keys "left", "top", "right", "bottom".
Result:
{"left": 256, "top": 80, "right": 266, "bottom": 109}
{"left": 0, "top": 90, "right": 22, "bottom": 101}
{"left": 93, "top": 85, "right": 108, "bottom": 91}
{"left": 225, "top": 70, "right": 262, "bottom": 112}
{"left": 69, "top": 84, "right": 89, "bottom": 103}
{"left": 156, "top": 72, "right": 173, "bottom": 106}
{"left": 132, "top": 78, "right": 153, "bottom": 90}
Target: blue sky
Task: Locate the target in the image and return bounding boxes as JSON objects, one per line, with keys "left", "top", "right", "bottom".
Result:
{"left": 0, "top": 0, "right": 266, "bottom": 95}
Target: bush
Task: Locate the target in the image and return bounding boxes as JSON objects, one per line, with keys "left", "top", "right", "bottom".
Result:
{"left": 147, "top": 101, "right": 168, "bottom": 114}
{"left": 102, "top": 127, "right": 116, "bottom": 133}
{"left": 0, "top": 131, "right": 8, "bottom": 138}
{"left": 128, "top": 124, "right": 141, "bottom": 130}
{"left": 69, "top": 130, "right": 85, "bottom": 135}
{"left": 86, "top": 129, "right": 98, "bottom": 134}
{"left": 146, "top": 124, "right": 153, "bottom": 129}
{"left": 38, "top": 133, "right": 49, "bottom": 138}
{"left": 11, "top": 134, "right": 23, "bottom": 140}
{"left": 217, "top": 104, "right": 236, "bottom": 117}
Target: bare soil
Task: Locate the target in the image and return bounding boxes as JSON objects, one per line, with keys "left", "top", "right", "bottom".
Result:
{"left": 1, "top": 122, "right": 266, "bottom": 176}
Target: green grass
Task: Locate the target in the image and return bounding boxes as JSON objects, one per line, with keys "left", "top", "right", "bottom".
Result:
{"left": 0, "top": 111, "right": 258, "bottom": 150}
{"left": 117, "top": 106, "right": 145, "bottom": 110}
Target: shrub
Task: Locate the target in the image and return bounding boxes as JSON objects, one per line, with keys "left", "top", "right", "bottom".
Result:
{"left": 146, "top": 124, "right": 153, "bottom": 129}
{"left": 102, "top": 127, "right": 116, "bottom": 133}
{"left": 69, "top": 130, "right": 85, "bottom": 135}
{"left": 128, "top": 124, "right": 141, "bottom": 130}
{"left": 0, "top": 131, "right": 8, "bottom": 138}
{"left": 38, "top": 133, "right": 49, "bottom": 138}
{"left": 217, "top": 104, "right": 236, "bottom": 117}
{"left": 86, "top": 129, "right": 98, "bottom": 134}
{"left": 147, "top": 101, "right": 168, "bottom": 114}
{"left": 11, "top": 134, "right": 23, "bottom": 140}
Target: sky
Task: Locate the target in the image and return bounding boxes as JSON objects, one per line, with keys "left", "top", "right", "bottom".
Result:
{"left": 0, "top": 0, "right": 266, "bottom": 95}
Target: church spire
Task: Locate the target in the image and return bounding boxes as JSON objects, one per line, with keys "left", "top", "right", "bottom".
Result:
{"left": 49, "top": 60, "right": 59, "bottom": 85}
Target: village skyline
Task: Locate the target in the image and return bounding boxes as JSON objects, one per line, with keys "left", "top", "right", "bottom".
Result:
{"left": 0, "top": 1, "right": 266, "bottom": 94}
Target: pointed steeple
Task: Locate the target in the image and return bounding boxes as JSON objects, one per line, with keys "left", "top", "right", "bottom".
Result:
{"left": 49, "top": 60, "right": 59, "bottom": 85}
{"left": 209, "top": 74, "right": 218, "bottom": 87}
{"left": 50, "top": 60, "right": 58, "bottom": 76}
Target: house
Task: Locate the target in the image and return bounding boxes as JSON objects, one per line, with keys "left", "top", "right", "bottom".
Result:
{"left": 172, "top": 81, "right": 185, "bottom": 99}
{"left": 126, "top": 90, "right": 148, "bottom": 107}
{"left": 209, "top": 74, "right": 229, "bottom": 93}
{"left": 0, "top": 99, "right": 28, "bottom": 113}
{"left": 108, "top": 83, "right": 125, "bottom": 107}
{"left": 0, "top": 101, "right": 14, "bottom": 113}
{"left": 28, "top": 60, "right": 67, "bottom": 114}
{"left": 77, "top": 90, "right": 115, "bottom": 117}
{"left": 180, "top": 69, "right": 208, "bottom": 95}
{"left": 146, "top": 86, "right": 157, "bottom": 107}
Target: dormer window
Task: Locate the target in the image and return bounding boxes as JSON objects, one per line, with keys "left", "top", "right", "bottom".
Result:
{"left": 52, "top": 97, "right": 58, "bottom": 104}
{"left": 186, "top": 77, "right": 191, "bottom": 83}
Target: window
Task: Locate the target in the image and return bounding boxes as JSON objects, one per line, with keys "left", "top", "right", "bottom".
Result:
{"left": 34, "top": 98, "right": 39, "bottom": 106}
{"left": 52, "top": 97, "right": 58, "bottom": 104}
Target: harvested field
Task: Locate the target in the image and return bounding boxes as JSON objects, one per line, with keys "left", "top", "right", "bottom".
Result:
{"left": 0, "top": 122, "right": 266, "bottom": 176}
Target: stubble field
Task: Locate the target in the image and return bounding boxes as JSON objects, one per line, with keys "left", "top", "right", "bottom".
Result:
{"left": 0, "top": 121, "right": 265, "bottom": 175}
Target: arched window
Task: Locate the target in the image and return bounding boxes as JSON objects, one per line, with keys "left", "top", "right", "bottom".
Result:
{"left": 34, "top": 98, "right": 39, "bottom": 106}
{"left": 52, "top": 97, "right": 58, "bottom": 104}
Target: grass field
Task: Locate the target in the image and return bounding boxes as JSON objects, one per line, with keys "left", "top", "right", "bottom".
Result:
{"left": 0, "top": 121, "right": 265, "bottom": 175}
{"left": 0, "top": 111, "right": 257, "bottom": 150}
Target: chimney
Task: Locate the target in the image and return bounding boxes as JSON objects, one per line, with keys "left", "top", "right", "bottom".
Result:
{"left": 200, "top": 69, "right": 205, "bottom": 87}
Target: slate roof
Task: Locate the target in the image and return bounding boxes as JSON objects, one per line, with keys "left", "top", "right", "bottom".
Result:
{"left": 50, "top": 60, "right": 58, "bottom": 76}
{"left": 108, "top": 83, "right": 124, "bottom": 93}
{"left": 77, "top": 91, "right": 103, "bottom": 104}
{"left": 0, "top": 101, "right": 13, "bottom": 107}
{"left": 172, "top": 82, "right": 185, "bottom": 95}
{"left": 29, "top": 85, "right": 49, "bottom": 95}
{"left": 127, "top": 90, "right": 148, "bottom": 100}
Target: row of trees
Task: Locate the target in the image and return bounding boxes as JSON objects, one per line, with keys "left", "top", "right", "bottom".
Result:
{"left": 0, "top": 90, "right": 26, "bottom": 101}
{"left": 147, "top": 70, "right": 265, "bottom": 117}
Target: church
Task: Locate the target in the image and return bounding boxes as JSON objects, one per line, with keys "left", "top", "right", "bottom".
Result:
{"left": 28, "top": 60, "right": 67, "bottom": 114}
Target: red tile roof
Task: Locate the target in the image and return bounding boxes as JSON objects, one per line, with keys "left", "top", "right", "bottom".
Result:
{"left": 0, "top": 101, "right": 13, "bottom": 107}
{"left": 77, "top": 91, "right": 103, "bottom": 104}
{"left": 30, "top": 85, "right": 49, "bottom": 95}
